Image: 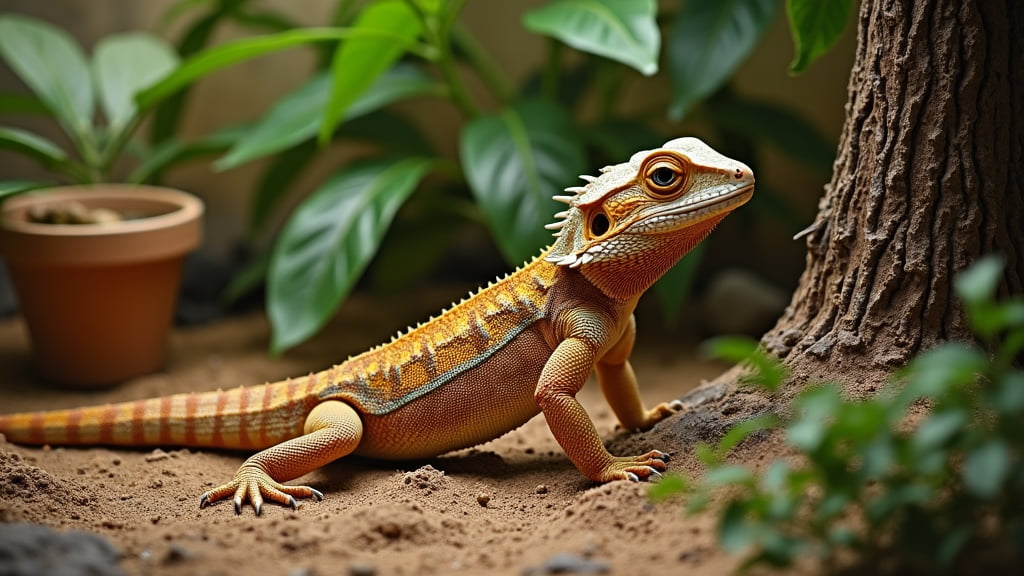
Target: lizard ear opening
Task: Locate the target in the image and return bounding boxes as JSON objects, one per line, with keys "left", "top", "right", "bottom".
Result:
{"left": 588, "top": 210, "right": 611, "bottom": 239}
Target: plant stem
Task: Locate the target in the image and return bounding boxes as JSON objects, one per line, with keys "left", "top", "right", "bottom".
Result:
{"left": 424, "top": 0, "right": 478, "bottom": 118}
{"left": 541, "top": 38, "right": 562, "bottom": 102}
{"left": 452, "top": 24, "right": 514, "bottom": 105}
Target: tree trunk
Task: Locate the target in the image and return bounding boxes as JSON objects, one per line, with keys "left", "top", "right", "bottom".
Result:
{"left": 761, "top": 0, "right": 1024, "bottom": 386}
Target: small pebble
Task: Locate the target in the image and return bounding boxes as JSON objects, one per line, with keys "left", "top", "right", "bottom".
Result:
{"left": 476, "top": 493, "right": 491, "bottom": 507}
{"left": 349, "top": 562, "right": 377, "bottom": 576}
{"left": 535, "top": 485, "right": 549, "bottom": 494}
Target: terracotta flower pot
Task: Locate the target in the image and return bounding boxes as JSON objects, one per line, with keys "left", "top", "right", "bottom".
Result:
{"left": 0, "top": 185, "right": 203, "bottom": 387}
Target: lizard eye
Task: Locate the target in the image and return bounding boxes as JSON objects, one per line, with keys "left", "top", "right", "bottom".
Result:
{"left": 652, "top": 166, "right": 676, "bottom": 187}
{"left": 642, "top": 155, "right": 690, "bottom": 197}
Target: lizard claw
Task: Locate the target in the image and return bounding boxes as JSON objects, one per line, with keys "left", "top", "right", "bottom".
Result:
{"left": 649, "top": 449, "right": 671, "bottom": 463}
{"left": 199, "top": 465, "right": 323, "bottom": 515}
{"left": 596, "top": 450, "right": 673, "bottom": 482}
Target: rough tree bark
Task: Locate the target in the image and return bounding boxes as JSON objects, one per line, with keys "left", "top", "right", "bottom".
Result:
{"left": 761, "top": 0, "right": 1024, "bottom": 387}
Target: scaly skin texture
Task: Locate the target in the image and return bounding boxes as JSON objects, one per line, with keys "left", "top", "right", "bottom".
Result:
{"left": 0, "top": 138, "right": 754, "bottom": 515}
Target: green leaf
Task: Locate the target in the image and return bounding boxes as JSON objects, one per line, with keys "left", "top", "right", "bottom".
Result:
{"left": 954, "top": 255, "right": 1004, "bottom": 305}
{"left": 936, "top": 526, "right": 974, "bottom": 569}
{"left": 217, "top": 64, "right": 439, "bottom": 170}
{"left": 702, "top": 335, "right": 759, "bottom": 363}
{"left": 0, "top": 15, "right": 94, "bottom": 147}
{"left": 93, "top": 32, "right": 180, "bottom": 135}
{"left": 137, "top": 27, "right": 390, "bottom": 110}
{"left": 787, "top": 0, "right": 854, "bottom": 73}
{"left": 0, "top": 179, "right": 48, "bottom": 199}
{"left": 460, "top": 100, "right": 585, "bottom": 265}
{"left": 706, "top": 97, "right": 835, "bottom": 174}
{"left": 695, "top": 442, "right": 720, "bottom": 466}
{"left": 318, "top": 0, "right": 423, "bottom": 145}
{"left": 993, "top": 371, "right": 1024, "bottom": 414}
{"left": 963, "top": 439, "right": 1011, "bottom": 499}
{"left": 647, "top": 473, "right": 689, "bottom": 502}
{"left": 522, "top": 0, "right": 660, "bottom": 76}
{"left": 788, "top": 385, "right": 842, "bottom": 451}
{"left": 0, "top": 92, "right": 50, "bottom": 116}
{"left": 702, "top": 336, "right": 787, "bottom": 392}
{"left": 717, "top": 414, "right": 781, "bottom": 457}
{"left": 719, "top": 500, "right": 756, "bottom": 553}
{"left": 703, "top": 465, "right": 756, "bottom": 488}
{"left": 912, "top": 409, "right": 968, "bottom": 450}
{"left": 268, "top": 156, "right": 434, "bottom": 353}
{"left": 668, "top": 0, "right": 777, "bottom": 120}
{"left": 0, "top": 125, "right": 69, "bottom": 166}
{"left": 901, "top": 344, "right": 986, "bottom": 401}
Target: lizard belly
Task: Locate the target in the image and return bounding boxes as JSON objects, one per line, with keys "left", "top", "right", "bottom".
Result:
{"left": 354, "top": 329, "right": 552, "bottom": 460}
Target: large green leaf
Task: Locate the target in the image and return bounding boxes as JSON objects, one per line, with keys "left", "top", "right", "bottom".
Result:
{"left": 318, "top": 1, "right": 423, "bottom": 145}
{"left": 268, "top": 156, "right": 434, "bottom": 353}
{"left": 668, "top": 0, "right": 777, "bottom": 120}
{"left": 0, "top": 15, "right": 94, "bottom": 148}
{"left": 136, "top": 27, "right": 405, "bottom": 110}
{"left": 787, "top": 0, "right": 854, "bottom": 73}
{"left": 217, "top": 64, "right": 439, "bottom": 170}
{"left": 93, "top": 32, "right": 180, "bottom": 135}
{"left": 523, "top": 0, "right": 659, "bottom": 76}
{"left": 460, "top": 100, "right": 585, "bottom": 265}
{"left": 706, "top": 97, "right": 835, "bottom": 174}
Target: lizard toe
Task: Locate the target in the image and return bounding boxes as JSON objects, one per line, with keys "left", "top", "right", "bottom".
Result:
{"left": 200, "top": 467, "right": 323, "bottom": 514}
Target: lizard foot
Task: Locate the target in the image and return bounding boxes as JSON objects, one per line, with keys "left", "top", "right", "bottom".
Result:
{"left": 638, "top": 400, "right": 685, "bottom": 429}
{"left": 595, "top": 450, "right": 671, "bottom": 483}
{"left": 199, "top": 464, "right": 323, "bottom": 515}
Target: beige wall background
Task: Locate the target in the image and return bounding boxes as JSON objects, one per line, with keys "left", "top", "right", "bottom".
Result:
{"left": 0, "top": 0, "right": 857, "bottom": 289}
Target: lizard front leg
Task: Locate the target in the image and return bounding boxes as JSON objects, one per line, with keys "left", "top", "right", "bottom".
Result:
{"left": 200, "top": 400, "right": 363, "bottom": 515}
{"left": 535, "top": 337, "right": 668, "bottom": 483}
{"left": 596, "top": 314, "right": 683, "bottom": 431}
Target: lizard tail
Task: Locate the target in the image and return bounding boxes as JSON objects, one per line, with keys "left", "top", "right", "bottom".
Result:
{"left": 0, "top": 377, "right": 322, "bottom": 450}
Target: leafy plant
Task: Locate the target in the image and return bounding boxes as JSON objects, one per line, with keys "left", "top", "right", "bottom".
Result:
{"left": 0, "top": 14, "right": 237, "bottom": 195}
{"left": 152, "top": 0, "right": 851, "bottom": 353}
{"left": 652, "top": 255, "right": 1024, "bottom": 572}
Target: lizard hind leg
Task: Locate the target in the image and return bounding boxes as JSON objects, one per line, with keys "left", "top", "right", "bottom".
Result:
{"left": 199, "top": 400, "right": 363, "bottom": 515}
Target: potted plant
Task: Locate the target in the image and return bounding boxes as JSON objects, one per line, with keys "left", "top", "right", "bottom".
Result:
{"left": 0, "top": 14, "right": 207, "bottom": 387}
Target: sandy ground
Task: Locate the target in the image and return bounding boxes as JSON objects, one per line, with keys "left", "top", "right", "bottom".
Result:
{"left": 0, "top": 288, "right": 746, "bottom": 576}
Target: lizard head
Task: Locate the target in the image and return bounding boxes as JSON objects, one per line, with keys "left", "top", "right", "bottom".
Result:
{"left": 544, "top": 137, "right": 755, "bottom": 300}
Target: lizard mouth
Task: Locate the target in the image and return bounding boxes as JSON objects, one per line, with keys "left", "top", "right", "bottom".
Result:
{"left": 663, "top": 183, "right": 754, "bottom": 217}
{"left": 634, "top": 183, "right": 755, "bottom": 233}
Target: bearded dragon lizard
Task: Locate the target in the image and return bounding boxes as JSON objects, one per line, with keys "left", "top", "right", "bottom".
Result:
{"left": 0, "top": 138, "right": 754, "bottom": 515}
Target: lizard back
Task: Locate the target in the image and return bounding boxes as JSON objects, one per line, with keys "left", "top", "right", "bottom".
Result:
{"left": 315, "top": 253, "right": 558, "bottom": 415}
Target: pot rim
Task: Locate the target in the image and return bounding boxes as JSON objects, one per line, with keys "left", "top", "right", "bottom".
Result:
{"left": 0, "top": 184, "right": 204, "bottom": 266}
